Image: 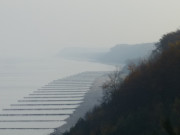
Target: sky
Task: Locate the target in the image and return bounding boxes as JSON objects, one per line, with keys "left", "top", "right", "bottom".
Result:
{"left": 0, "top": 0, "right": 180, "bottom": 58}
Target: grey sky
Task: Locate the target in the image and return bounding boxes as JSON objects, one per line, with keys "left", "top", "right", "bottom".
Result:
{"left": 0, "top": 0, "right": 180, "bottom": 57}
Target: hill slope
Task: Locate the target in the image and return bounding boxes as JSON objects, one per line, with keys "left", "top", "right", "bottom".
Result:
{"left": 58, "top": 30, "right": 180, "bottom": 135}
{"left": 99, "top": 43, "right": 154, "bottom": 64}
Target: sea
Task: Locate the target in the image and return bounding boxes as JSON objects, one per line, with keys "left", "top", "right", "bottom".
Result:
{"left": 0, "top": 57, "right": 114, "bottom": 135}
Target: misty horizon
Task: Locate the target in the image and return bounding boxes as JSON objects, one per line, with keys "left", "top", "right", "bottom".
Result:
{"left": 0, "top": 0, "right": 180, "bottom": 58}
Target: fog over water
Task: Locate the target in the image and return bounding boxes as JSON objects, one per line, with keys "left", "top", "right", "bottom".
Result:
{"left": 0, "top": 0, "right": 179, "bottom": 134}
{"left": 0, "top": 57, "right": 113, "bottom": 109}
{"left": 0, "top": 57, "right": 113, "bottom": 135}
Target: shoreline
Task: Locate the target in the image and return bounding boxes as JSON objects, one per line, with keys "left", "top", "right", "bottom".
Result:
{"left": 50, "top": 74, "right": 109, "bottom": 135}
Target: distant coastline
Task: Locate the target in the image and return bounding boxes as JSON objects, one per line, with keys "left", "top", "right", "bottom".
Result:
{"left": 57, "top": 43, "right": 155, "bottom": 65}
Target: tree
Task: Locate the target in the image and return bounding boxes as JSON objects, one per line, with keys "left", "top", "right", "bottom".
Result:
{"left": 155, "top": 30, "right": 180, "bottom": 53}
{"left": 102, "top": 67, "right": 123, "bottom": 103}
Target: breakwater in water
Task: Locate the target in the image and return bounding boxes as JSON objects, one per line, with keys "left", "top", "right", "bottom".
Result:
{"left": 0, "top": 71, "right": 108, "bottom": 135}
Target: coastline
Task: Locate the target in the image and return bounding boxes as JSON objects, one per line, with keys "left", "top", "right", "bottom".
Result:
{"left": 50, "top": 74, "right": 109, "bottom": 135}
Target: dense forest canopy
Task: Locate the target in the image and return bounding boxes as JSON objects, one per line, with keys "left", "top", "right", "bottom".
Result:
{"left": 156, "top": 30, "right": 180, "bottom": 53}
{"left": 58, "top": 30, "right": 180, "bottom": 135}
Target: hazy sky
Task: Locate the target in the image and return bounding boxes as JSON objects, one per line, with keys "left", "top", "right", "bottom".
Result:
{"left": 0, "top": 0, "right": 180, "bottom": 57}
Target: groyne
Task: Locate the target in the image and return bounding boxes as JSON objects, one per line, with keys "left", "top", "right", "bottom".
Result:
{"left": 0, "top": 71, "right": 109, "bottom": 135}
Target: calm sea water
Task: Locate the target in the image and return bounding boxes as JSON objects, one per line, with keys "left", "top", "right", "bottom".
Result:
{"left": 0, "top": 57, "right": 114, "bottom": 135}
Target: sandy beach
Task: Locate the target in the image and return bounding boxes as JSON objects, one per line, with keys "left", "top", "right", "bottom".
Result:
{"left": 50, "top": 74, "right": 109, "bottom": 135}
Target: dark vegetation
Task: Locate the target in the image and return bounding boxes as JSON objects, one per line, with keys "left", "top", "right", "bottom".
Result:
{"left": 63, "top": 30, "right": 180, "bottom": 135}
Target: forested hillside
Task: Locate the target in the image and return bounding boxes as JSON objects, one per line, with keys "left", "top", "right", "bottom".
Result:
{"left": 62, "top": 30, "right": 180, "bottom": 135}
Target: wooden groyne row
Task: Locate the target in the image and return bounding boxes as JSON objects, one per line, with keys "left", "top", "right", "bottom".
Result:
{"left": 0, "top": 71, "right": 108, "bottom": 135}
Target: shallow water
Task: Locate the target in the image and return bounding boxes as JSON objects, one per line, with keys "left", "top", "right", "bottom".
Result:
{"left": 0, "top": 58, "right": 114, "bottom": 135}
